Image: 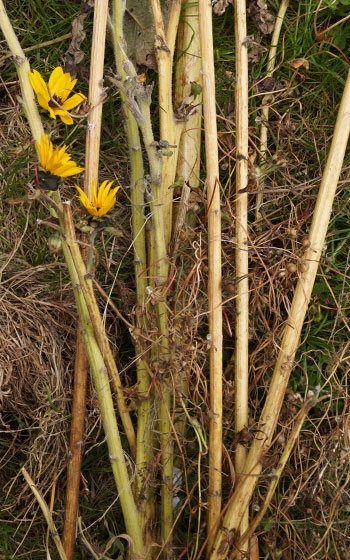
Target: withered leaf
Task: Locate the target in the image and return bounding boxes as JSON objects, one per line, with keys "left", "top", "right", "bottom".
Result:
{"left": 288, "top": 58, "right": 310, "bottom": 70}
{"left": 124, "top": 0, "right": 170, "bottom": 71}
{"left": 63, "top": 1, "right": 92, "bottom": 77}
{"left": 248, "top": 40, "right": 267, "bottom": 64}
{"left": 255, "top": 76, "right": 284, "bottom": 94}
{"left": 212, "top": 0, "right": 233, "bottom": 16}
{"left": 247, "top": 0, "right": 276, "bottom": 35}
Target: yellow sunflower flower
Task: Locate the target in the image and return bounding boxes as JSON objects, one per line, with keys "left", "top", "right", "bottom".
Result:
{"left": 75, "top": 180, "right": 120, "bottom": 217}
{"left": 29, "top": 66, "right": 87, "bottom": 125}
{"left": 36, "top": 134, "right": 84, "bottom": 178}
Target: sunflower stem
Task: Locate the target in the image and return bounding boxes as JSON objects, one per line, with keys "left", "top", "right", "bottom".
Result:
{"left": 0, "top": 0, "right": 44, "bottom": 143}
{"left": 62, "top": 202, "right": 136, "bottom": 457}
{"left": 198, "top": 0, "right": 223, "bottom": 554}
{"left": 59, "top": 205, "right": 144, "bottom": 558}
{"left": 172, "top": 0, "right": 202, "bottom": 255}
{"left": 150, "top": 0, "right": 183, "bottom": 250}
{"left": 84, "top": 0, "right": 109, "bottom": 198}
{"left": 110, "top": 0, "right": 153, "bottom": 545}
{"left": 234, "top": 0, "right": 250, "bottom": 550}
{"left": 137, "top": 93, "right": 174, "bottom": 548}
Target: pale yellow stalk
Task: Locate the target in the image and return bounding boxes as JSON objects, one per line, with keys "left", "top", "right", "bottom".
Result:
{"left": 150, "top": 0, "right": 183, "bottom": 248}
{"left": 198, "top": 0, "right": 223, "bottom": 554}
{"left": 84, "top": 0, "right": 109, "bottom": 198}
{"left": 174, "top": 1, "right": 202, "bottom": 190}
{"left": 211, "top": 68, "right": 350, "bottom": 559}
{"left": 255, "top": 0, "right": 290, "bottom": 221}
{"left": 233, "top": 394, "right": 317, "bottom": 553}
{"left": 22, "top": 468, "right": 68, "bottom": 560}
{"left": 234, "top": 0, "right": 249, "bottom": 548}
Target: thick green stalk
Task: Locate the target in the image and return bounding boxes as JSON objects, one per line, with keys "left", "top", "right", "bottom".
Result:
{"left": 62, "top": 205, "right": 136, "bottom": 456}
{"left": 110, "top": 0, "right": 153, "bottom": 539}
{"left": 60, "top": 208, "right": 144, "bottom": 558}
{"left": 0, "top": 0, "right": 44, "bottom": 142}
{"left": 137, "top": 95, "right": 173, "bottom": 546}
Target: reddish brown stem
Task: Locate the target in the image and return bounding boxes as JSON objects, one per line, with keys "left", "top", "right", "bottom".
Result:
{"left": 62, "top": 326, "right": 88, "bottom": 560}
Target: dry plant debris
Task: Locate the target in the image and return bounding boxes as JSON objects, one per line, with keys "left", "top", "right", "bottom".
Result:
{"left": 247, "top": 0, "right": 276, "bottom": 34}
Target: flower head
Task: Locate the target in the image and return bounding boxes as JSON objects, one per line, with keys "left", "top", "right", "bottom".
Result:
{"left": 29, "top": 66, "right": 87, "bottom": 125}
{"left": 36, "top": 134, "right": 84, "bottom": 178}
{"left": 75, "top": 180, "right": 120, "bottom": 217}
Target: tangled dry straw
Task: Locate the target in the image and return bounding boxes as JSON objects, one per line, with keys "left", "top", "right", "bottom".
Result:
{"left": 0, "top": 261, "right": 77, "bottom": 512}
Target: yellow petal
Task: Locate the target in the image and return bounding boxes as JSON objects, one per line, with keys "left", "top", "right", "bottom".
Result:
{"left": 48, "top": 107, "right": 58, "bottom": 120}
{"left": 58, "top": 112, "right": 74, "bottom": 125}
{"left": 60, "top": 76, "right": 78, "bottom": 102}
{"left": 75, "top": 185, "right": 91, "bottom": 207}
{"left": 48, "top": 66, "right": 64, "bottom": 96}
{"left": 102, "top": 197, "right": 117, "bottom": 215}
{"left": 91, "top": 179, "right": 98, "bottom": 208}
{"left": 30, "top": 70, "right": 49, "bottom": 99}
{"left": 36, "top": 92, "right": 50, "bottom": 112}
{"left": 58, "top": 74, "right": 72, "bottom": 102}
{"left": 102, "top": 186, "right": 120, "bottom": 208}
{"left": 36, "top": 134, "right": 84, "bottom": 177}
{"left": 97, "top": 180, "right": 112, "bottom": 207}
{"left": 62, "top": 92, "right": 86, "bottom": 111}
{"left": 58, "top": 164, "right": 85, "bottom": 178}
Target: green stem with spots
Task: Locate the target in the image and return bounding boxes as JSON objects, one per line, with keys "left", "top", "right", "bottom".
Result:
{"left": 110, "top": 0, "right": 153, "bottom": 544}
{"left": 137, "top": 94, "right": 173, "bottom": 547}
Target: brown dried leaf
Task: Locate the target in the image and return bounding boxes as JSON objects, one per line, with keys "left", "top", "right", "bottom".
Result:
{"left": 255, "top": 76, "right": 284, "bottom": 94}
{"left": 124, "top": 0, "right": 170, "bottom": 71}
{"left": 63, "top": 1, "right": 92, "bottom": 76}
{"left": 248, "top": 40, "right": 267, "bottom": 64}
{"left": 288, "top": 57, "right": 310, "bottom": 70}
{"left": 212, "top": 0, "right": 233, "bottom": 16}
{"left": 247, "top": 0, "right": 276, "bottom": 35}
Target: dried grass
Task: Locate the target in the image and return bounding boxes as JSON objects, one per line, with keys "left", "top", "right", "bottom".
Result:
{"left": 0, "top": 261, "right": 75, "bottom": 510}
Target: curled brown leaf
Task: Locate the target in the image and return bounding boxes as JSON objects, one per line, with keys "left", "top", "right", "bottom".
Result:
{"left": 247, "top": 0, "right": 275, "bottom": 35}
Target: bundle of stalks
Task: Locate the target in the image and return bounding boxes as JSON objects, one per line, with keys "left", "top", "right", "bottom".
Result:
{"left": 1, "top": 1, "right": 350, "bottom": 559}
